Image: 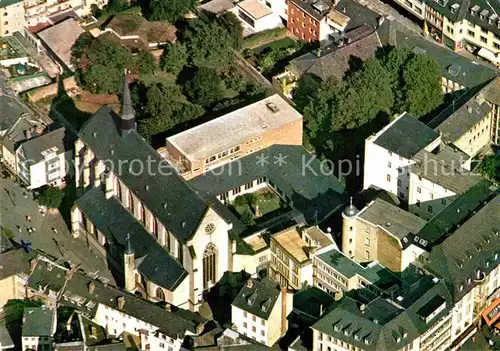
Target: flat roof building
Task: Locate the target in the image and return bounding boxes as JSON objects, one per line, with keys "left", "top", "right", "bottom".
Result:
{"left": 164, "top": 94, "right": 303, "bottom": 178}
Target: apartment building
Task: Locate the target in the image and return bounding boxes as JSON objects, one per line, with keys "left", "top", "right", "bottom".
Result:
{"left": 286, "top": 0, "right": 379, "bottom": 42}
{"left": 408, "top": 147, "right": 482, "bottom": 219}
{"left": 436, "top": 95, "right": 493, "bottom": 157}
{"left": 23, "top": 0, "right": 106, "bottom": 28}
{"left": 25, "top": 255, "right": 209, "bottom": 351}
{"left": 393, "top": 0, "right": 500, "bottom": 62}
{"left": 0, "top": 0, "right": 25, "bottom": 36}
{"left": 425, "top": 194, "right": 500, "bottom": 345}
{"left": 312, "top": 272, "right": 454, "bottom": 351}
{"left": 16, "top": 127, "right": 72, "bottom": 189}
{"left": 341, "top": 198, "right": 428, "bottom": 271}
{"left": 313, "top": 246, "right": 396, "bottom": 294}
{"left": 269, "top": 226, "right": 333, "bottom": 290}
{"left": 163, "top": 94, "right": 303, "bottom": 179}
{"left": 231, "top": 278, "right": 293, "bottom": 346}
{"left": 482, "top": 76, "right": 500, "bottom": 145}
{"left": 363, "top": 112, "right": 441, "bottom": 202}
{"left": 22, "top": 307, "right": 57, "bottom": 351}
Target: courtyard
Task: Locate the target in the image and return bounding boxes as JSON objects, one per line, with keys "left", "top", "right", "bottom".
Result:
{"left": 229, "top": 187, "right": 286, "bottom": 226}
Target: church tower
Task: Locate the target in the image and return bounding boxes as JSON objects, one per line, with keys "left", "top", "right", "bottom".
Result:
{"left": 341, "top": 197, "right": 358, "bottom": 258}
{"left": 124, "top": 234, "right": 136, "bottom": 292}
{"left": 120, "top": 71, "right": 136, "bottom": 137}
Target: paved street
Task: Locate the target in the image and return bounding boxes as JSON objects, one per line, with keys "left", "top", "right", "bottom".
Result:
{"left": 0, "top": 176, "right": 114, "bottom": 282}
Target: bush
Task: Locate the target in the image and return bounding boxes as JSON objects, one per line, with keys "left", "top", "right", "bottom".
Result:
{"left": 1, "top": 226, "right": 15, "bottom": 239}
{"left": 36, "top": 186, "right": 64, "bottom": 208}
{"left": 243, "top": 27, "right": 287, "bottom": 49}
{"left": 240, "top": 209, "right": 255, "bottom": 226}
{"left": 233, "top": 195, "right": 248, "bottom": 207}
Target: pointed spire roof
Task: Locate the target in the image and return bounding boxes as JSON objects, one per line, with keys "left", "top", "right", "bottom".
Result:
{"left": 125, "top": 233, "right": 134, "bottom": 255}
{"left": 121, "top": 70, "right": 135, "bottom": 122}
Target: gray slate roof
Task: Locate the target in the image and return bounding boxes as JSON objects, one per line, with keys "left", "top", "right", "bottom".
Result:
{"left": 415, "top": 179, "right": 496, "bottom": 246}
{"left": 28, "top": 256, "right": 208, "bottom": 340}
{"left": 436, "top": 98, "right": 492, "bottom": 143}
{"left": 0, "top": 248, "right": 33, "bottom": 280}
{"left": 0, "top": 96, "right": 34, "bottom": 133}
{"left": 289, "top": 25, "right": 382, "bottom": 81}
{"left": 0, "top": 326, "right": 14, "bottom": 349}
{"left": 75, "top": 187, "right": 187, "bottom": 291}
{"left": 426, "top": 194, "right": 500, "bottom": 302}
{"left": 19, "top": 127, "right": 72, "bottom": 163}
{"left": 410, "top": 148, "right": 482, "bottom": 194}
{"left": 79, "top": 106, "right": 208, "bottom": 243}
{"left": 388, "top": 20, "right": 498, "bottom": 88}
{"left": 358, "top": 199, "right": 427, "bottom": 240}
{"left": 312, "top": 278, "right": 453, "bottom": 350}
{"left": 188, "top": 145, "right": 345, "bottom": 233}
{"left": 1, "top": 117, "right": 34, "bottom": 153}
{"left": 373, "top": 113, "right": 439, "bottom": 159}
{"left": 22, "top": 307, "right": 54, "bottom": 337}
{"left": 232, "top": 278, "right": 281, "bottom": 320}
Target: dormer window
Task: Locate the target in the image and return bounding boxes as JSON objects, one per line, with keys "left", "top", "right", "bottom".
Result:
{"left": 470, "top": 5, "right": 480, "bottom": 15}
{"left": 450, "top": 3, "right": 459, "bottom": 13}
{"left": 480, "top": 9, "right": 488, "bottom": 20}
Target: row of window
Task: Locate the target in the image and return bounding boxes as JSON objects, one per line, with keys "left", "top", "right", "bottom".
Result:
{"left": 205, "top": 145, "right": 241, "bottom": 164}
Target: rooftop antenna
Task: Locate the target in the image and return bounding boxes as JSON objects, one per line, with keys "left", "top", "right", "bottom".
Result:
{"left": 314, "top": 210, "right": 318, "bottom": 226}
{"left": 350, "top": 196, "right": 353, "bottom": 206}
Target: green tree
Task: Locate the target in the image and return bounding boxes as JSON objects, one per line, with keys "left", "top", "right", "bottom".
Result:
{"left": 400, "top": 54, "right": 443, "bottom": 117}
{"left": 148, "top": 0, "right": 196, "bottom": 23}
{"left": 293, "top": 73, "right": 321, "bottom": 113}
{"left": 257, "top": 50, "right": 277, "bottom": 73}
{"left": 381, "top": 46, "right": 413, "bottom": 112}
{"left": 217, "top": 12, "right": 243, "bottom": 49}
{"left": 477, "top": 154, "right": 500, "bottom": 182}
{"left": 106, "top": 0, "right": 127, "bottom": 14}
{"left": 183, "top": 18, "right": 235, "bottom": 69}
{"left": 138, "top": 82, "right": 204, "bottom": 139}
{"left": 136, "top": 51, "right": 157, "bottom": 75}
{"left": 37, "top": 186, "right": 64, "bottom": 208}
{"left": 183, "top": 67, "right": 224, "bottom": 106}
{"left": 332, "top": 58, "right": 393, "bottom": 131}
{"left": 73, "top": 35, "right": 134, "bottom": 94}
{"left": 240, "top": 209, "right": 255, "bottom": 226}
{"left": 160, "top": 42, "right": 188, "bottom": 74}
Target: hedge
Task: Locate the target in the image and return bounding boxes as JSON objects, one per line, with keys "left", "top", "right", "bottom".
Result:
{"left": 242, "top": 27, "right": 287, "bottom": 49}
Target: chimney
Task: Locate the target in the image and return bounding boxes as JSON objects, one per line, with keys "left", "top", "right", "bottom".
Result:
{"left": 24, "top": 129, "right": 32, "bottom": 139}
{"left": 360, "top": 304, "right": 366, "bottom": 313}
{"left": 90, "top": 325, "right": 97, "bottom": 336}
{"left": 334, "top": 291, "right": 343, "bottom": 301}
{"left": 117, "top": 296, "right": 125, "bottom": 310}
{"left": 316, "top": 48, "right": 322, "bottom": 57}
{"left": 319, "top": 304, "right": 324, "bottom": 316}
{"left": 88, "top": 281, "right": 95, "bottom": 294}
{"left": 467, "top": 105, "right": 473, "bottom": 113}
{"left": 246, "top": 279, "right": 253, "bottom": 289}
{"left": 65, "top": 264, "right": 78, "bottom": 280}
{"left": 165, "top": 303, "right": 171, "bottom": 312}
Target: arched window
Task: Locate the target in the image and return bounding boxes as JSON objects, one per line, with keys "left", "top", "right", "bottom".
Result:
{"left": 156, "top": 287, "right": 165, "bottom": 301}
{"left": 115, "top": 179, "right": 122, "bottom": 201}
{"left": 128, "top": 191, "right": 134, "bottom": 211}
{"left": 203, "top": 243, "right": 217, "bottom": 289}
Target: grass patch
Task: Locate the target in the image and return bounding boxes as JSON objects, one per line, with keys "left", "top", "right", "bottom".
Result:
{"left": 242, "top": 27, "right": 287, "bottom": 49}
{"left": 251, "top": 37, "right": 298, "bottom": 55}
{"left": 1, "top": 226, "right": 15, "bottom": 239}
{"left": 229, "top": 189, "right": 284, "bottom": 226}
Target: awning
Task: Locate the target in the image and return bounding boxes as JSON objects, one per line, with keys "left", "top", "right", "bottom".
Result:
{"left": 482, "top": 298, "right": 500, "bottom": 326}
{"left": 478, "top": 48, "right": 500, "bottom": 65}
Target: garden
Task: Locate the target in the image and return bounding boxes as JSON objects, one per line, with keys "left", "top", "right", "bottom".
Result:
{"left": 229, "top": 188, "right": 287, "bottom": 226}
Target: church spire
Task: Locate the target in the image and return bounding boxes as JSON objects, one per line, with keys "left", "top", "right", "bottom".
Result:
{"left": 120, "top": 70, "right": 136, "bottom": 136}
{"left": 125, "top": 233, "right": 134, "bottom": 255}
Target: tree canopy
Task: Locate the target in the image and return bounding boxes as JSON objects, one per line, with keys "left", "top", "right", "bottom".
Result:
{"left": 477, "top": 154, "right": 500, "bottom": 183}
{"left": 183, "top": 17, "right": 240, "bottom": 69}
{"left": 183, "top": 67, "right": 224, "bottom": 106}
{"left": 160, "top": 42, "right": 188, "bottom": 74}
{"left": 72, "top": 34, "right": 134, "bottom": 94}
{"left": 36, "top": 186, "right": 64, "bottom": 208}
{"left": 148, "top": 0, "right": 196, "bottom": 23}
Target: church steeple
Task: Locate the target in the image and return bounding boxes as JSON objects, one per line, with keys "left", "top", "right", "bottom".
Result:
{"left": 120, "top": 70, "right": 136, "bottom": 137}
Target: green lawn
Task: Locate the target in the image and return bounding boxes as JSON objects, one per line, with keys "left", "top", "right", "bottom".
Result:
{"left": 231, "top": 189, "right": 283, "bottom": 221}
{"left": 251, "top": 37, "right": 298, "bottom": 55}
